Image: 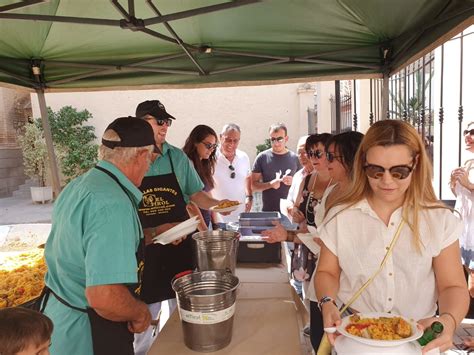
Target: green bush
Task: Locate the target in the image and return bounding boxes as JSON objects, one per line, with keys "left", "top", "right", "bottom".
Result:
{"left": 18, "top": 122, "right": 50, "bottom": 187}
{"left": 46, "top": 106, "right": 99, "bottom": 183}
{"left": 256, "top": 138, "right": 271, "bottom": 155}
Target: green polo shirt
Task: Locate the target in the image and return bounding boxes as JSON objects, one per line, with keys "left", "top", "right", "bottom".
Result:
{"left": 44, "top": 160, "right": 143, "bottom": 355}
{"left": 145, "top": 141, "right": 204, "bottom": 202}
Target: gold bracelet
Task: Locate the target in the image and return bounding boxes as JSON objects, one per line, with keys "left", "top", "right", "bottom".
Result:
{"left": 439, "top": 312, "right": 457, "bottom": 328}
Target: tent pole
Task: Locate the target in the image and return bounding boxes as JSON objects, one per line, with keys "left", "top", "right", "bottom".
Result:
{"left": 36, "top": 89, "right": 61, "bottom": 197}
{"left": 382, "top": 73, "right": 389, "bottom": 118}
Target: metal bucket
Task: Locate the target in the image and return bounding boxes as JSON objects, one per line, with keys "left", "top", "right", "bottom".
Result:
{"left": 172, "top": 271, "right": 240, "bottom": 352}
{"left": 192, "top": 230, "right": 239, "bottom": 273}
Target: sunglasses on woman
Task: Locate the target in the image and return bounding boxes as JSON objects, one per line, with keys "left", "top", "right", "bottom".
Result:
{"left": 363, "top": 163, "right": 415, "bottom": 180}
{"left": 156, "top": 119, "right": 172, "bottom": 127}
{"left": 463, "top": 129, "right": 474, "bottom": 136}
{"left": 201, "top": 142, "right": 217, "bottom": 150}
{"left": 307, "top": 149, "right": 324, "bottom": 159}
{"left": 326, "top": 151, "right": 343, "bottom": 163}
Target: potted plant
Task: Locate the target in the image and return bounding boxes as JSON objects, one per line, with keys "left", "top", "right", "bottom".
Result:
{"left": 18, "top": 121, "right": 53, "bottom": 203}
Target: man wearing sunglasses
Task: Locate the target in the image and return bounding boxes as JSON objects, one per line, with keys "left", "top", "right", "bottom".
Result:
{"left": 252, "top": 123, "right": 301, "bottom": 212}
{"left": 133, "top": 100, "right": 228, "bottom": 355}
{"left": 212, "top": 123, "right": 252, "bottom": 224}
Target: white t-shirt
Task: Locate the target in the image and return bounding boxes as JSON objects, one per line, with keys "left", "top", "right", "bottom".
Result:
{"left": 318, "top": 199, "right": 462, "bottom": 320}
{"left": 213, "top": 149, "right": 250, "bottom": 223}
{"left": 455, "top": 161, "right": 474, "bottom": 253}
{"left": 287, "top": 168, "right": 307, "bottom": 205}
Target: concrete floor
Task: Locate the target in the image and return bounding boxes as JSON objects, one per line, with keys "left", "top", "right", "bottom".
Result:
{"left": 0, "top": 193, "right": 53, "bottom": 225}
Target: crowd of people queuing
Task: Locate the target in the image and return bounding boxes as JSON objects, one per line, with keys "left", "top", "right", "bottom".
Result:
{"left": 1, "top": 98, "right": 473, "bottom": 355}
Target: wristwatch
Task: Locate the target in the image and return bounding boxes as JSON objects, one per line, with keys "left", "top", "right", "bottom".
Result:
{"left": 246, "top": 195, "right": 253, "bottom": 201}
{"left": 317, "top": 296, "right": 337, "bottom": 311}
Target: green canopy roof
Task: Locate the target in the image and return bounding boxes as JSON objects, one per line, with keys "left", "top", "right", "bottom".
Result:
{"left": 0, "top": 0, "right": 472, "bottom": 91}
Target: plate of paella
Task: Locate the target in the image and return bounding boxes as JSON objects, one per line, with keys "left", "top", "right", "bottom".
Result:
{"left": 337, "top": 313, "right": 423, "bottom": 347}
{"left": 209, "top": 200, "right": 241, "bottom": 213}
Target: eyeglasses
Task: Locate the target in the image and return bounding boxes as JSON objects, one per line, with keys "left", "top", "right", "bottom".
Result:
{"left": 307, "top": 149, "right": 324, "bottom": 159}
{"left": 464, "top": 129, "right": 474, "bottom": 136}
{"left": 223, "top": 137, "right": 240, "bottom": 144}
{"left": 201, "top": 142, "right": 217, "bottom": 150}
{"left": 270, "top": 136, "right": 285, "bottom": 143}
{"left": 229, "top": 165, "right": 236, "bottom": 179}
{"left": 156, "top": 119, "right": 172, "bottom": 127}
{"left": 326, "top": 152, "right": 343, "bottom": 163}
{"left": 363, "top": 163, "right": 415, "bottom": 180}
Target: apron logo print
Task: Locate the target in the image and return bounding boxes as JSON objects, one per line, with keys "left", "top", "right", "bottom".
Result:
{"left": 143, "top": 194, "right": 169, "bottom": 207}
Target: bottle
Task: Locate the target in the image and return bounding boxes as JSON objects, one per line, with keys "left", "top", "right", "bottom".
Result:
{"left": 417, "top": 321, "right": 444, "bottom": 346}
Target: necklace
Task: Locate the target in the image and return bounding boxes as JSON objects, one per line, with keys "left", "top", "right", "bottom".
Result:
{"left": 305, "top": 174, "right": 333, "bottom": 225}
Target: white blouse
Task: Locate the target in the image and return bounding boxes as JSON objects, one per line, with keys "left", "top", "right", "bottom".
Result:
{"left": 318, "top": 199, "right": 462, "bottom": 320}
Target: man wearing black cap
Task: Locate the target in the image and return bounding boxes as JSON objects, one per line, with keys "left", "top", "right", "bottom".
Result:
{"left": 42, "top": 117, "right": 156, "bottom": 355}
{"left": 134, "top": 100, "right": 228, "bottom": 354}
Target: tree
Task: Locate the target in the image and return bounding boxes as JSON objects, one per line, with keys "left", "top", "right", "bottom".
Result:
{"left": 17, "top": 122, "right": 50, "bottom": 187}
{"left": 43, "top": 106, "right": 98, "bottom": 183}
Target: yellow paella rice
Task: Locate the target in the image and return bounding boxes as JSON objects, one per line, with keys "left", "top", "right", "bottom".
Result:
{"left": 0, "top": 249, "right": 46, "bottom": 308}
{"left": 345, "top": 314, "right": 412, "bottom": 340}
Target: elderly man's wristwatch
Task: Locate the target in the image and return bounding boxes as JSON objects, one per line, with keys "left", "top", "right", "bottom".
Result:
{"left": 317, "top": 296, "right": 337, "bottom": 311}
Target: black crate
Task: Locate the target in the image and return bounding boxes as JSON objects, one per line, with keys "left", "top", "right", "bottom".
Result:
{"left": 237, "top": 238, "right": 281, "bottom": 263}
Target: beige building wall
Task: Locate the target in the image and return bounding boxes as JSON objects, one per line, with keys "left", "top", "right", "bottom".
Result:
{"left": 31, "top": 83, "right": 317, "bottom": 163}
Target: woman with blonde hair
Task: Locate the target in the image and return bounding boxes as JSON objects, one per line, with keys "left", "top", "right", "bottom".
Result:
{"left": 315, "top": 120, "right": 469, "bottom": 353}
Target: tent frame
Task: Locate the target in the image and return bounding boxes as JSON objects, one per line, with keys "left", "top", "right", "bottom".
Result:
{"left": 0, "top": 0, "right": 471, "bottom": 196}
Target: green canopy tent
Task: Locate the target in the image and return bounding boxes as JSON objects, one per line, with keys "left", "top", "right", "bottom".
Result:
{"left": 0, "top": 0, "right": 472, "bottom": 195}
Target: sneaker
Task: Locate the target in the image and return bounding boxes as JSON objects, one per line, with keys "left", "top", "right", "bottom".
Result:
{"left": 303, "top": 325, "right": 310, "bottom": 337}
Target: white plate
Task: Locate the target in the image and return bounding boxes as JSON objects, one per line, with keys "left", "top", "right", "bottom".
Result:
{"left": 337, "top": 312, "right": 422, "bottom": 347}
{"left": 307, "top": 225, "right": 317, "bottom": 235}
{"left": 210, "top": 202, "right": 242, "bottom": 213}
{"left": 297, "top": 233, "right": 321, "bottom": 255}
{"left": 152, "top": 217, "right": 200, "bottom": 245}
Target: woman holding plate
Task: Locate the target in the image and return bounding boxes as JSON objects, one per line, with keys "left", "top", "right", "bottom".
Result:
{"left": 183, "top": 125, "right": 220, "bottom": 229}
{"left": 315, "top": 120, "right": 469, "bottom": 354}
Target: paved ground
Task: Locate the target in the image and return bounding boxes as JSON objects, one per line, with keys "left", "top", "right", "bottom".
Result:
{"left": 0, "top": 194, "right": 53, "bottom": 225}
{"left": 1, "top": 193, "right": 474, "bottom": 353}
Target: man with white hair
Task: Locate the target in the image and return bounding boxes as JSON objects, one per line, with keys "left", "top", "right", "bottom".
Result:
{"left": 42, "top": 117, "right": 156, "bottom": 355}
{"left": 212, "top": 123, "right": 252, "bottom": 224}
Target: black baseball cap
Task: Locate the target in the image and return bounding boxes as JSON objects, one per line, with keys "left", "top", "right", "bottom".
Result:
{"left": 102, "top": 116, "right": 161, "bottom": 154}
{"left": 135, "top": 100, "right": 176, "bottom": 121}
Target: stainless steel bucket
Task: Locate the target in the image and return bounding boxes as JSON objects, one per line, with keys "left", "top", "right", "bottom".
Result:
{"left": 192, "top": 230, "right": 239, "bottom": 273}
{"left": 172, "top": 271, "right": 240, "bottom": 352}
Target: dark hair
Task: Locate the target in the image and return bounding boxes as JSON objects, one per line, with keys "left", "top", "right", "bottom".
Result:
{"left": 0, "top": 308, "right": 53, "bottom": 354}
{"left": 183, "top": 125, "right": 218, "bottom": 189}
{"left": 305, "top": 133, "right": 332, "bottom": 153}
{"left": 325, "top": 131, "right": 364, "bottom": 176}
{"left": 269, "top": 122, "right": 287, "bottom": 136}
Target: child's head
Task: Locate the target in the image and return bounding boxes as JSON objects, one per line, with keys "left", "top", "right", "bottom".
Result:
{"left": 0, "top": 308, "right": 53, "bottom": 355}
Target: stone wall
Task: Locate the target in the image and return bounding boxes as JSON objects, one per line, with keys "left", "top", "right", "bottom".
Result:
{"left": 0, "top": 88, "right": 31, "bottom": 197}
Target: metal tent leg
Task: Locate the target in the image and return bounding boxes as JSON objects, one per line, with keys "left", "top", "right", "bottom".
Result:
{"left": 382, "top": 73, "right": 389, "bottom": 118}
{"left": 36, "top": 89, "right": 61, "bottom": 197}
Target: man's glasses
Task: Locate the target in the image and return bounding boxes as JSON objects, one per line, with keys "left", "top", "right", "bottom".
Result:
{"left": 326, "top": 152, "right": 343, "bottom": 163}
{"left": 229, "top": 165, "right": 236, "bottom": 179}
{"left": 363, "top": 163, "right": 415, "bottom": 180}
{"left": 156, "top": 119, "right": 172, "bottom": 127}
{"left": 270, "top": 136, "right": 285, "bottom": 143}
{"left": 201, "top": 142, "right": 218, "bottom": 150}
{"left": 464, "top": 129, "right": 474, "bottom": 136}
{"left": 307, "top": 149, "right": 324, "bottom": 159}
{"left": 223, "top": 137, "right": 240, "bottom": 144}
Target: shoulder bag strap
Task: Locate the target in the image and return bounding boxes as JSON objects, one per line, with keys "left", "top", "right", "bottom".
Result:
{"left": 339, "top": 219, "right": 405, "bottom": 314}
